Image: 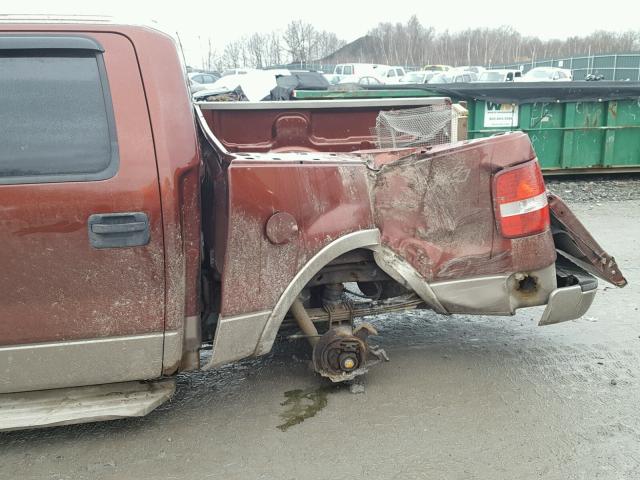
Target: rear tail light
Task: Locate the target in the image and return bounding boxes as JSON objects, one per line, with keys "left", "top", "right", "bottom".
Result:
{"left": 493, "top": 160, "right": 550, "bottom": 238}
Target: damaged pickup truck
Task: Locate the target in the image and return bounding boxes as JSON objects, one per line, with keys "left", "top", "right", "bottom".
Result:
{"left": 0, "top": 19, "right": 626, "bottom": 431}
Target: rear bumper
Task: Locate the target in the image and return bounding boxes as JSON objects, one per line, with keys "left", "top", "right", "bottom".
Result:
{"left": 539, "top": 258, "right": 598, "bottom": 325}
{"left": 429, "top": 263, "right": 558, "bottom": 316}
{"left": 429, "top": 260, "right": 599, "bottom": 325}
{"left": 539, "top": 284, "right": 596, "bottom": 326}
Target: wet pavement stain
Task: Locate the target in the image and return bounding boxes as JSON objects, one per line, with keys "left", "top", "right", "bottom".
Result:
{"left": 277, "top": 385, "right": 338, "bottom": 431}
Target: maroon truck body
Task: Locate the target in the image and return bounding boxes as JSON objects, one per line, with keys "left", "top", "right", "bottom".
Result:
{"left": 0, "top": 20, "right": 625, "bottom": 431}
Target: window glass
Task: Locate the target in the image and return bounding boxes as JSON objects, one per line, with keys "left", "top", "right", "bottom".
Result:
{"left": 343, "top": 65, "right": 353, "bottom": 75}
{"left": 0, "top": 54, "right": 115, "bottom": 181}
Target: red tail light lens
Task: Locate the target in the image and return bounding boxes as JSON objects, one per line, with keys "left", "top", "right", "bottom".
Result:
{"left": 493, "top": 160, "right": 549, "bottom": 238}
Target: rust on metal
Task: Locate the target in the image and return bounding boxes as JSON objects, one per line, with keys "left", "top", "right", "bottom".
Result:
{"left": 290, "top": 298, "right": 319, "bottom": 347}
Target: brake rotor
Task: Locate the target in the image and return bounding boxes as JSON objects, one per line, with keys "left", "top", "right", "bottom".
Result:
{"left": 312, "top": 324, "right": 387, "bottom": 382}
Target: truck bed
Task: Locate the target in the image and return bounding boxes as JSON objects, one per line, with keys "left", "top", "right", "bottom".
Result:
{"left": 196, "top": 97, "right": 453, "bottom": 153}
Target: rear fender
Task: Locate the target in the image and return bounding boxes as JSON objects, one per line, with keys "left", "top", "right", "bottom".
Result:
{"left": 370, "top": 132, "right": 555, "bottom": 282}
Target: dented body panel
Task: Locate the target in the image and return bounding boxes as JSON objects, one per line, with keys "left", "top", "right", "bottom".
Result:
{"left": 370, "top": 133, "right": 556, "bottom": 282}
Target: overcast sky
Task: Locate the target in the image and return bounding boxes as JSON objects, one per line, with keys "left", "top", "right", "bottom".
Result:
{"left": 5, "top": 0, "right": 640, "bottom": 67}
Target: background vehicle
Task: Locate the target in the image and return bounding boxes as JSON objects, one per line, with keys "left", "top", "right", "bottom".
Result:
{"left": 457, "top": 65, "right": 486, "bottom": 75}
{"left": 379, "top": 66, "right": 407, "bottom": 84}
{"left": 338, "top": 74, "right": 384, "bottom": 85}
{"left": 522, "top": 66, "right": 573, "bottom": 81}
{"left": 400, "top": 71, "right": 436, "bottom": 84}
{"left": 477, "top": 69, "right": 522, "bottom": 82}
{"left": 187, "top": 72, "right": 220, "bottom": 92}
{"left": 221, "top": 67, "right": 255, "bottom": 77}
{"left": 423, "top": 64, "right": 451, "bottom": 72}
{"left": 332, "top": 63, "right": 391, "bottom": 83}
{"left": 0, "top": 19, "right": 624, "bottom": 431}
{"left": 429, "top": 70, "right": 476, "bottom": 83}
{"left": 189, "top": 71, "right": 220, "bottom": 85}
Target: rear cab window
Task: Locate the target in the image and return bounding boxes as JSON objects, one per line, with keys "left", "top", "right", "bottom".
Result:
{"left": 0, "top": 35, "right": 117, "bottom": 184}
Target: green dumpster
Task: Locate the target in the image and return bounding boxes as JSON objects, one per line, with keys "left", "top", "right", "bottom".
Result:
{"left": 467, "top": 99, "right": 640, "bottom": 172}
{"left": 293, "top": 88, "right": 440, "bottom": 99}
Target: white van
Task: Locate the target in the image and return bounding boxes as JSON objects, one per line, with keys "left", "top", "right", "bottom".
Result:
{"left": 333, "top": 63, "right": 392, "bottom": 83}
{"left": 477, "top": 69, "right": 523, "bottom": 82}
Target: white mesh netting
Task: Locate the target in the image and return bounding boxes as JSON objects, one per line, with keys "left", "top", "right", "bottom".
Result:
{"left": 373, "top": 104, "right": 461, "bottom": 149}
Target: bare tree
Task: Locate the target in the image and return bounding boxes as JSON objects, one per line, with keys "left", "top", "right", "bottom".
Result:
{"left": 247, "top": 33, "right": 268, "bottom": 68}
{"left": 213, "top": 16, "right": 640, "bottom": 70}
{"left": 221, "top": 40, "right": 242, "bottom": 69}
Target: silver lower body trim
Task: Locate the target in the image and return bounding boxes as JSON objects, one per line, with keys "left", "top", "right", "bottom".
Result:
{"left": 0, "top": 379, "right": 175, "bottom": 432}
{"left": 162, "top": 330, "right": 182, "bottom": 375}
{"left": 429, "top": 264, "right": 557, "bottom": 315}
{"left": 0, "top": 333, "right": 164, "bottom": 394}
{"left": 204, "top": 310, "right": 272, "bottom": 369}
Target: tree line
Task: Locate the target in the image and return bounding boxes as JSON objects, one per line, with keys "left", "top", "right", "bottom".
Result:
{"left": 359, "top": 16, "right": 640, "bottom": 67}
{"left": 202, "top": 16, "right": 640, "bottom": 71}
{"left": 202, "top": 20, "right": 346, "bottom": 71}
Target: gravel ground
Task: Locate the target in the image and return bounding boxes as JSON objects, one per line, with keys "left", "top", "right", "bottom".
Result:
{"left": 546, "top": 174, "right": 640, "bottom": 202}
{"left": 1, "top": 184, "right": 639, "bottom": 480}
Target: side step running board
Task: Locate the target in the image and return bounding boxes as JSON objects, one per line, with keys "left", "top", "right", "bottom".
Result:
{"left": 0, "top": 379, "right": 175, "bottom": 432}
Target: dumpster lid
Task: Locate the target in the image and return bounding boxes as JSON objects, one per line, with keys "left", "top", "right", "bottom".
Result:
{"left": 364, "top": 81, "right": 640, "bottom": 104}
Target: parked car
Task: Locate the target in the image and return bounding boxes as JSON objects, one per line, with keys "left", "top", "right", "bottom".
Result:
{"left": 188, "top": 72, "right": 219, "bottom": 85}
{"left": 221, "top": 67, "right": 255, "bottom": 77}
{"left": 0, "top": 18, "right": 625, "bottom": 431}
{"left": 338, "top": 74, "right": 384, "bottom": 85}
{"left": 429, "top": 71, "right": 476, "bottom": 83}
{"left": 423, "top": 64, "right": 452, "bottom": 72}
{"left": 522, "top": 67, "right": 573, "bottom": 81}
{"left": 456, "top": 65, "right": 486, "bottom": 75}
{"left": 477, "top": 69, "right": 523, "bottom": 82}
{"left": 187, "top": 72, "right": 219, "bottom": 92}
{"left": 399, "top": 71, "right": 437, "bottom": 84}
{"left": 332, "top": 63, "right": 391, "bottom": 83}
{"left": 188, "top": 79, "right": 207, "bottom": 93}
{"left": 379, "top": 66, "right": 407, "bottom": 84}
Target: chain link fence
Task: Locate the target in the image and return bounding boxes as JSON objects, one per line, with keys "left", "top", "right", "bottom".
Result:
{"left": 266, "top": 54, "right": 640, "bottom": 81}
{"left": 495, "top": 54, "right": 640, "bottom": 81}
